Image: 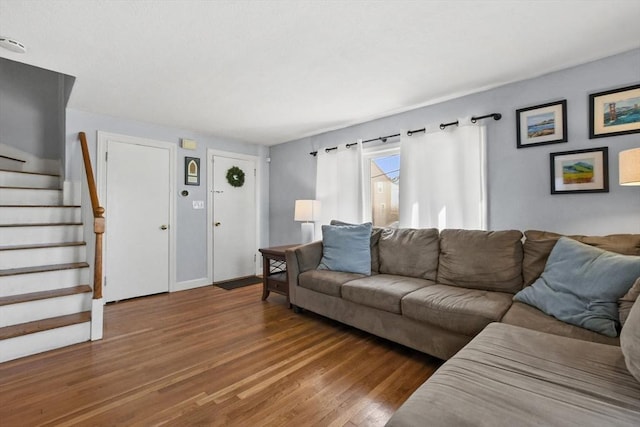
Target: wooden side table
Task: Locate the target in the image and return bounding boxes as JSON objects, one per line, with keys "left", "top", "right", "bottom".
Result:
{"left": 259, "top": 244, "right": 299, "bottom": 305}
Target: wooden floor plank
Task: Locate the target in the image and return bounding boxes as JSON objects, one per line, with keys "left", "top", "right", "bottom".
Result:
{"left": 0, "top": 284, "right": 440, "bottom": 426}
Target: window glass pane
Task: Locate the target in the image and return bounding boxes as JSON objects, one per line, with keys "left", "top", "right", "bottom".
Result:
{"left": 370, "top": 154, "right": 400, "bottom": 228}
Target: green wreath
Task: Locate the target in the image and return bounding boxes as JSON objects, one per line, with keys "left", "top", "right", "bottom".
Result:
{"left": 226, "top": 166, "right": 245, "bottom": 187}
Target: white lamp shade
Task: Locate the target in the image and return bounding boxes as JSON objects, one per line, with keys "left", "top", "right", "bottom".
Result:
{"left": 294, "top": 200, "right": 320, "bottom": 222}
{"left": 620, "top": 148, "right": 640, "bottom": 186}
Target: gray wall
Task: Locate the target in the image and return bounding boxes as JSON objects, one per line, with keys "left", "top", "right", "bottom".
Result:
{"left": 270, "top": 49, "right": 640, "bottom": 245}
{"left": 66, "top": 109, "right": 269, "bottom": 283}
{"left": 0, "top": 58, "right": 74, "bottom": 161}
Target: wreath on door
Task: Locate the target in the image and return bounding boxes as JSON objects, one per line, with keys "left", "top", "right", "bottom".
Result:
{"left": 226, "top": 166, "right": 245, "bottom": 187}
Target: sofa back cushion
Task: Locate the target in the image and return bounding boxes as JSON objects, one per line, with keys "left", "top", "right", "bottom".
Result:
{"left": 523, "top": 230, "right": 640, "bottom": 286}
{"left": 621, "top": 297, "right": 640, "bottom": 383}
{"left": 378, "top": 228, "right": 439, "bottom": 280}
{"left": 437, "top": 229, "right": 524, "bottom": 293}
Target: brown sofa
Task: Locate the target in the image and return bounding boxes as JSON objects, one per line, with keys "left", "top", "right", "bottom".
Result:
{"left": 285, "top": 228, "right": 640, "bottom": 425}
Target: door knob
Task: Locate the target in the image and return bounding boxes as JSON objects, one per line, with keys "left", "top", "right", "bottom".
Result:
{"left": 160, "top": 225, "right": 168, "bottom": 230}
{"left": 214, "top": 222, "right": 221, "bottom": 227}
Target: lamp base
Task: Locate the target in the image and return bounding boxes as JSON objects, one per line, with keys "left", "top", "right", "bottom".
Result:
{"left": 301, "top": 222, "right": 315, "bottom": 244}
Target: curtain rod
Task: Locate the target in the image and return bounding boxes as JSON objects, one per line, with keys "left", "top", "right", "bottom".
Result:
{"left": 309, "top": 112, "right": 501, "bottom": 156}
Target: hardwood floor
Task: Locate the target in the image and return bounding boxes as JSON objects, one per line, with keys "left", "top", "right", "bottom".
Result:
{"left": 0, "top": 284, "right": 440, "bottom": 426}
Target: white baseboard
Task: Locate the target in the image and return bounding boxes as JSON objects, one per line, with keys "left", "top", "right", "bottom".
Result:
{"left": 173, "top": 277, "right": 211, "bottom": 292}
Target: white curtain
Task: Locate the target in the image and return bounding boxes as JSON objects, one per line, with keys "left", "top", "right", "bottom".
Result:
{"left": 315, "top": 142, "right": 364, "bottom": 238}
{"left": 399, "top": 118, "right": 487, "bottom": 230}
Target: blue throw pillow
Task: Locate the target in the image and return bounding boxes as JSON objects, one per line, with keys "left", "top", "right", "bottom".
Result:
{"left": 514, "top": 237, "right": 640, "bottom": 337}
{"left": 318, "top": 223, "right": 372, "bottom": 275}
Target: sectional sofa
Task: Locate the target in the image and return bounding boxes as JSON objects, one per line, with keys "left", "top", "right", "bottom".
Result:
{"left": 285, "top": 227, "right": 640, "bottom": 426}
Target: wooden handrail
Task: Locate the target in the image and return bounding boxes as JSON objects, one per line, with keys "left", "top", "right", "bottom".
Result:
{"left": 78, "top": 132, "right": 105, "bottom": 300}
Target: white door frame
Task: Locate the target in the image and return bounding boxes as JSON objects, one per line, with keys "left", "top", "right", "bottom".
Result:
{"left": 207, "top": 149, "right": 262, "bottom": 283}
{"left": 97, "top": 131, "right": 177, "bottom": 295}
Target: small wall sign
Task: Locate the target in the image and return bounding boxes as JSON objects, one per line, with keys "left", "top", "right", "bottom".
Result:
{"left": 185, "top": 157, "right": 200, "bottom": 186}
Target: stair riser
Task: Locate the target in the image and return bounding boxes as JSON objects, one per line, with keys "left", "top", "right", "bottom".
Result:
{"left": 1, "top": 225, "right": 83, "bottom": 245}
{"left": 0, "top": 293, "right": 92, "bottom": 328}
{"left": 0, "top": 171, "right": 59, "bottom": 189}
{"left": 0, "top": 188, "right": 62, "bottom": 205}
{"left": 0, "top": 207, "right": 81, "bottom": 224}
{"left": 0, "top": 268, "right": 90, "bottom": 297}
{"left": 0, "top": 322, "right": 91, "bottom": 363}
{"left": 0, "top": 246, "right": 87, "bottom": 269}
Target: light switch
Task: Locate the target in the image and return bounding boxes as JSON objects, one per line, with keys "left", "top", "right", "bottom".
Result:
{"left": 192, "top": 200, "right": 205, "bottom": 209}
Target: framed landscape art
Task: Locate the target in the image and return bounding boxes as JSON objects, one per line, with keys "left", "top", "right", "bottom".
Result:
{"left": 589, "top": 83, "right": 640, "bottom": 139}
{"left": 516, "top": 100, "right": 567, "bottom": 148}
{"left": 550, "top": 147, "right": 608, "bottom": 194}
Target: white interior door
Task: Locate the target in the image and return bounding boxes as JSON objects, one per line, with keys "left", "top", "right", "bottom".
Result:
{"left": 212, "top": 155, "right": 256, "bottom": 282}
{"left": 104, "top": 138, "right": 172, "bottom": 302}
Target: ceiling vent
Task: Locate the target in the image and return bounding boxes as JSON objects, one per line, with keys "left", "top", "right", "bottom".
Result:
{"left": 0, "top": 37, "right": 27, "bottom": 53}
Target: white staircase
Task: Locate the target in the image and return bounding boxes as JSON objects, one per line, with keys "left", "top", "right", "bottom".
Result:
{"left": 0, "top": 164, "right": 92, "bottom": 363}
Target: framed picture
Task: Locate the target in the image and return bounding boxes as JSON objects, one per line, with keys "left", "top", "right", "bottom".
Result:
{"left": 589, "top": 83, "right": 640, "bottom": 139}
{"left": 516, "top": 100, "right": 567, "bottom": 148}
{"left": 550, "top": 147, "right": 608, "bottom": 194}
{"left": 185, "top": 157, "right": 200, "bottom": 186}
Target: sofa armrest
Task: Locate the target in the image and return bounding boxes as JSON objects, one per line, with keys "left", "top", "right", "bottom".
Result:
{"left": 286, "top": 240, "right": 323, "bottom": 305}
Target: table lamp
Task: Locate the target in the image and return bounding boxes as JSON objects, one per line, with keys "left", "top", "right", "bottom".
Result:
{"left": 620, "top": 147, "right": 640, "bottom": 185}
{"left": 295, "top": 200, "right": 320, "bottom": 244}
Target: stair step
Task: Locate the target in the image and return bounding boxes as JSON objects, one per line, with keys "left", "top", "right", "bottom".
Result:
{"left": 0, "top": 170, "right": 60, "bottom": 189}
{"left": 0, "top": 285, "right": 92, "bottom": 307}
{"left": 0, "top": 241, "right": 86, "bottom": 251}
{"left": 0, "top": 187, "right": 62, "bottom": 205}
{"left": 0, "top": 168, "right": 58, "bottom": 176}
{"left": 0, "top": 317, "right": 91, "bottom": 363}
{"left": 0, "top": 223, "right": 83, "bottom": 245}
{"left": 0, "top": 243, "right": 87, "bottom": 270}
{"left": 0, "top": 206, "right": 81, "bottom": 225}
{"left": 0, "top": 311, "right": 90, "bottom": 340}
{"left": 0, "top": 267, "right": 90, "bottom": 297}
{"left": 0, "top": 262, "right": 90, "bottom": 277}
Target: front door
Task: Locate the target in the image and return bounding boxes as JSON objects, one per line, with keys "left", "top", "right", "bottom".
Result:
{"left": 212, "top": 155, "right": 256, "bottom": 282}
{"left": 102, "top": 136, "right": 173, "bottom": 302}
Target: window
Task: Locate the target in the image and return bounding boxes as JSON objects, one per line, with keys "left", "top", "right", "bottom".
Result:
{"left": 364, "top": 147, "right": 400, "bottom": 228}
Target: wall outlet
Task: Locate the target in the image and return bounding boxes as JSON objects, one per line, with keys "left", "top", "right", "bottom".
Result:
{"left": 192, "top": 200, "right": 205, "bottom": 209}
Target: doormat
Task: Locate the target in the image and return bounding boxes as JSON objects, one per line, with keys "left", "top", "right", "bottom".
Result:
{"left": 214, "top": 276, "right": 262, "bottom": 290}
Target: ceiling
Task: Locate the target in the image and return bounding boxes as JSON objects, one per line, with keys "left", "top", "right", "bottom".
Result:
{"left": 1, "top": 0, "right": 639, "bottom": 146}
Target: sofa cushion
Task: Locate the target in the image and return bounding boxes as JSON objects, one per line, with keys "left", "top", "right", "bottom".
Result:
{"left": 386, "top": 323, "right": 640, "bottom": 427}
{"left": 523, "top": 230, "right": 640, "bottom": 286}
{"left": 502, "top": 302, "right": 619, "bottom": 346}
{"left": 402, "top": 285, "right": 513, "bottom": 336}
{"left": 342, "top": 274, "right": 433, "bottom": 314}
{"left": 620, "top": 278, "right": 640, "bottom": 327}
{"left": 318, "top": 223, "right": 372, "bottom": 275}
{"left": 437, "top": 229, "right": 524, "bottom": 293}
{"left": 514, "top": 237, "right": 640, "bottom": 337}
{"left": 298, "top": 269, "right": 365, "bottom": 297}
{"left": 330, "top": 220, "right": 382, "bottom": 274}
{"left": 622, "top": 295, "right": 640, "bottom": 383}
{"left": 378, "top": 228, "right": 439, "bottom": 280}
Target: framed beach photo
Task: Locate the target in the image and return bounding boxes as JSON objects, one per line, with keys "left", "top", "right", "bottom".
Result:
{"left": 516, "top": 100, "right": 567, "bottom": 148}
{"left": 589, "top": 83, "right": 640, "bottom": 139}
{"left": 550, "top": 147, "right": 608, "bottom": 194}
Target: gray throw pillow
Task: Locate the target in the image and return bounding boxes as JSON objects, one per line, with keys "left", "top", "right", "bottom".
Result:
{"left": 514, "top": 237, "right": 640, "bottom": 337}
{"left": 318, "top": 223, "right": 372, "bottom": 275}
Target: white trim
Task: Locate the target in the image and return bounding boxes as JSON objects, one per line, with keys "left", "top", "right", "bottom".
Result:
{"left": 206, "top": 149, "right": 262, "bottom": 284}
{"left": 174, "top": 277, "right": 211, "bottom": 292}
{"left": 91, "top": 298, "right": 104, "bottom": 340}
{"left": 96, "top": 131, "right": 177, "bottom": 295}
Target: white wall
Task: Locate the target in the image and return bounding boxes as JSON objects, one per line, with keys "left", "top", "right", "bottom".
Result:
{"left": 66, "top": 109, "right": 269, "bottom": 284}
{"left": 269, "top": 49, "right": 640, "bottom": 245}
